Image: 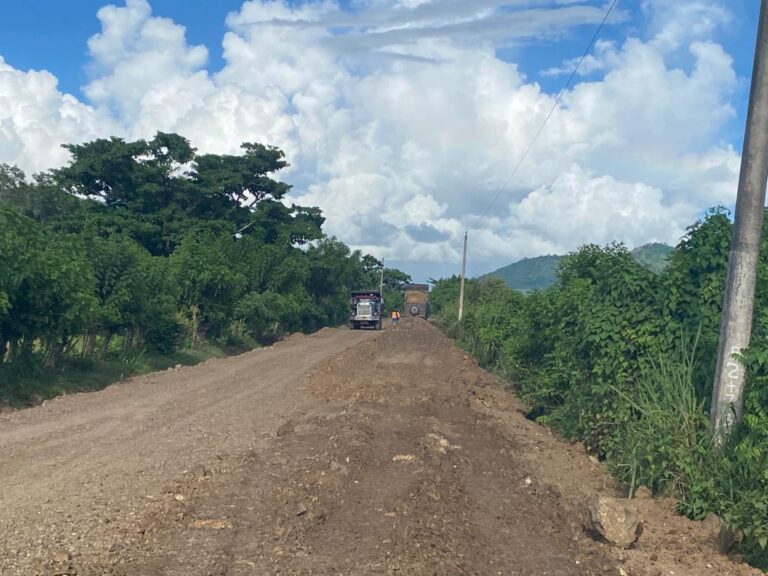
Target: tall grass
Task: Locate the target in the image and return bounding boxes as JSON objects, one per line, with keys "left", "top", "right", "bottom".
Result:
{"left": 609, "top": 338, "right": 711, "bottom": 499}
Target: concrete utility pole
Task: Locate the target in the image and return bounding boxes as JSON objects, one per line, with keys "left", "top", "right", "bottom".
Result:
{"left": 458, "top": 232, "right": 468, "bottom": 322}
{"left": 711, "top": 0, "right": 768, "bottom": 438}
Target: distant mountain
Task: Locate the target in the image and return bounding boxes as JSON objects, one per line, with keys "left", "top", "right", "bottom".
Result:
{"left": 630, "top": 242, "right": 674, "bottom": 274}
{"left": 488, "top": 243, "right": 674, "bottom": 291}
{"left": 487, "top": 254, "right": 561, "bottom": 292}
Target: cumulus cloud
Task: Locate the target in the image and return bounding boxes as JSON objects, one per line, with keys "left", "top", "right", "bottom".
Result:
{"left": 0, "top": 0, "right": 746, "bottom": 278}
{"left": 641, "top": 0, "right": 731, "bottom": 51}
{"left": 85, "top": 0, "right": 209, "bottom": 120}
{"left": 508, "top": 165, "right": 693, "bottom": 249}
{"left": 0, "top": 57, "right": 116, "bottom": 174}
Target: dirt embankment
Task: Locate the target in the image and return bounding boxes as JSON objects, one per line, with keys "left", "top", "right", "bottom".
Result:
{"left": 0, "top": 320, "right": 762, "bottom": 575}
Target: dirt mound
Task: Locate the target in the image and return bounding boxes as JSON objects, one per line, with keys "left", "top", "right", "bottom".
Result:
{"left": 112, "top": 321, "right": 612, "bottom": 574}
{"left": 309, "top": 319, "right": 494, "bottom": 405}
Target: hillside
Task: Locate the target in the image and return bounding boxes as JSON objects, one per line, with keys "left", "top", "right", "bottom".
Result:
{"left": 487, "top": 254, "right": 561, "bottom": 291}
{"left": 489, "top": 242, "right": 674, "bottom": 291}
{"left": 630, "top": 242, "right": 675, "bottom": 273}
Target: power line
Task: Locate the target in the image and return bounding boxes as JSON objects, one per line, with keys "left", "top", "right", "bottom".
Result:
{"left": 469, "top": 0, "right": 620, "bottom": 232}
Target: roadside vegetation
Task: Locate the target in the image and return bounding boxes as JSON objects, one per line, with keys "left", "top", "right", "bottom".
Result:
{"left": 431, "top": 208, "right": 768, "bottom": 568}
{"left": 0, "top": 132, "right": 409, "bottom": 407}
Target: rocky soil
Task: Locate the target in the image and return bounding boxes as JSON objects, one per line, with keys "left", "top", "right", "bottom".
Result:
{"left": 0, "top": 320, "right": 762, "bottom": 575}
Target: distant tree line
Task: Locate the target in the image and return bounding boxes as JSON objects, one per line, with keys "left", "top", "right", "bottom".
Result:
{"left": 0, "top": 132, "right": 409, "bottom": 376}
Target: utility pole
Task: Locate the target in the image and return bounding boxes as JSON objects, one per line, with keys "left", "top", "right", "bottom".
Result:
{"left": 711, "top": 0, "right": 768, "bottom": 438}
{"left": 379, "top": 259, "right": 385, "bottom": 294}
{"left": 458, "top": 232, "right": 468, "bottom": 322}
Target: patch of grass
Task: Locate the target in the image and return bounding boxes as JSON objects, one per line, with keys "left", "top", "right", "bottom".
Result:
{"left": 0, "top": 342, "right": 242, "bottom": 410}
{"left": 608, "top": 343, "right": 711, "bottom": 499}
{"left": 143, "top": 342, "right": 231, "bottom": 372}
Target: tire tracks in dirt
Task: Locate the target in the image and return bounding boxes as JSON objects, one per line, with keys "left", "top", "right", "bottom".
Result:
{"left": 0, "top": 327, "right": 376, "bottom": 575}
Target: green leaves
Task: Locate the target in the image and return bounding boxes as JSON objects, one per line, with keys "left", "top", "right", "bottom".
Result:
{"left": 0, "top": 133, "right": 411, "bottom": 389}
{"left": 55, "top": 133, "right": 297, "bottom": 256}
{"left": 433, "top": 210, "right": 768, "bottom": 569}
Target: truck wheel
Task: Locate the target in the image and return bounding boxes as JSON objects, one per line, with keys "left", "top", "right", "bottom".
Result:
{"left": 377, "top": 320, "right": 383, "bottom": 330}
{"left": 409, "top": 305, "right": 420, "bottom": 316}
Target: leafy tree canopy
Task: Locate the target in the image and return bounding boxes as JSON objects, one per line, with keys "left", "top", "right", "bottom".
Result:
{"left": 54, "top": 133, "right": 315, "bottom": 255}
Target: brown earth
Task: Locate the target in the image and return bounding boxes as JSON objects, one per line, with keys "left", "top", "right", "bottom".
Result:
{"left": 0, "top": 320, "right": 763, "bottom": 575}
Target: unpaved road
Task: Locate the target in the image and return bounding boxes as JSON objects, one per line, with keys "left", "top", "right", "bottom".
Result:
{"left": 0, "top": 321, "right": 762, "bottom": 575}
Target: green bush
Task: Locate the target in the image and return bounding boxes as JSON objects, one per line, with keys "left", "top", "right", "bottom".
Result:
{"left": 432, "top": 208, "right": 768, "bottom": 568}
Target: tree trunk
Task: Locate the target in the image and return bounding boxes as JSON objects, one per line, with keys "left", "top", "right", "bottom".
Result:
{"left": 190, "top": 305, "right": 199, "bottom": 347}
{"left": 44, "top": 339, "right": 64, "bottom": 369}
{"left": 100, "top": 331, "right": 113, "bottom": 358}
{"left": 6, "top": 339, "right": 17, "bottom": 363}
{"left": 63, "top": 335, "right": 77, "bottom": 356}
{"left": 122, "top": 331, "right": 134, "bottom": 354}
{"left": 19, "top": 337, "right": 34, "bottom": 362}
{"left": 83, "top": 331, "right": 96, "bottom": 358}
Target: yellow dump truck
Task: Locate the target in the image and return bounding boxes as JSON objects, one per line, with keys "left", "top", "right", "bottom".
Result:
{"left": 404, "top": 284, "right": 429, "bottom": 319}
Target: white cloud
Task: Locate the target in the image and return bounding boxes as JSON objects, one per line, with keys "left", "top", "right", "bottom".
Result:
{"left": 508, "top": 164, "right": 692, "bottom": 250}
{"left": 641, "top": 0, "right": 731, "bottom": 51}
{"left": 0, "top": 0, "right": 746, "bottom": 279}
{"left": 86, "top": 0, "right": 209, "bottom": 121}
{"left": 0, "top": 57, "right": 116, "bottom": 174}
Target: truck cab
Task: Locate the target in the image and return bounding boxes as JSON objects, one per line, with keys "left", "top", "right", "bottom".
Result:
{"left": 350, "top": 290, "right": 383, "bottom": 330}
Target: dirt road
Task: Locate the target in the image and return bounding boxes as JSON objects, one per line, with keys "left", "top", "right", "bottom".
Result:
{"left": 0, "top": 322, "right": 762, "bottom": 575}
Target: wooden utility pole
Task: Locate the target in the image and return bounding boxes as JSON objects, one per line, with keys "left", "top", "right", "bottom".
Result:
{"left": 380, "top": 259, "right": 385, "bottom": 293}
{"left": 711, "top": 0, "right": 768, "bottom": 437}
{"left": 458, "top": 232, "right": 468, "bottom": 322}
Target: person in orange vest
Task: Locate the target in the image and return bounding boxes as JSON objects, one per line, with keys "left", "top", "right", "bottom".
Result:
{"left": 390, "top": 309, "right": 400, "bottom": 325}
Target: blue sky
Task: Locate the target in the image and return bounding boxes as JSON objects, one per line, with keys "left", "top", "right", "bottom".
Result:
{"left": 0, "top": 1, "right": 762, "bottom": 281}
{"left": 0, "top": 0, "right": 244, "bottom": 96}
{"left": 2, "top": 1, "right": 759, "bottom": 129}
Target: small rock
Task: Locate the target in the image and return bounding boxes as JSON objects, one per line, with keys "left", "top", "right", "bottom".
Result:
{"left": 702, "top": 512, "right": 722, "bottom": 536}
{"left": 296, "top": 503, "right": 308, "bottom": 516}
{"left": 426, "top": 433, "right": 459, "bottom": 454}
{"left": 329, "top": 461, "right": 348, "bottom": 474}
{"left": 51, "top": 551, "right": 71, "bottom": 563}
{"left": 191, "top": 518, "right": 231, "bottom": 530}
{"left": 392, "top": 454, "right": 416, "bottom": 463}
{"left": 108, "top": 543, "right": 124, "bottom": 553}
{"left": 718, "top": 524, "right": 744, "bottom": 553}
{"left": 189, "top": 464, "right": 209, "bottom": 480}
{"left": 633, "top": 486, "right": 652, "bottom": 499}
{"left": 587, "top": 496, "right": 643, "bottom": 549}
